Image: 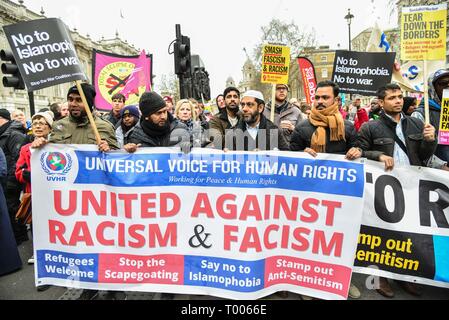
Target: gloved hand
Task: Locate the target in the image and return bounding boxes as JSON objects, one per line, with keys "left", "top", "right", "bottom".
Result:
{"left": 22, "top": 169, "right": 31, "bottom": 183}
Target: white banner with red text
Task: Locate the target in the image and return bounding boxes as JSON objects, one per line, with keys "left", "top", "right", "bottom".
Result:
{"left": 31, "top": 146, "right": 365, "bottom": 300}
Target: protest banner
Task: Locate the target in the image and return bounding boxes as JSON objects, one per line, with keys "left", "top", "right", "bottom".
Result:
{"left": 401, "top": 4, "right": 447, "bottom": 61}
{"left": 354, "top": 160, "right": 449, "bottom": 289}
{"left": 92, "top": 49, "right": 152, "bottom": 111}
{"left": 331, "top": 50, "right": 396, "bottom": 96}
{"left": 32, "top": 147, "right": 365, "bottom": 300}
{"left": 297, "top": 57, "right": 317, "bottom": 106}
{"left": 261, "top": 44, "right": 290, "bottom": 122}
{"left": 401, "top": 4, "right": 447, "bottom": 125}
{"left": 2, "top": 18, "right": 87, "bottom": 91}
{"left": 438, "top": 89, "right": 449, "bottom": 145}
{"left": 392, "top": 60, "right": 445, "bottom": 93}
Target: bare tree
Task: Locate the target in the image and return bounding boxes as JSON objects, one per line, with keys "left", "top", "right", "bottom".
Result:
{"left": 249, "top": 19, "right": 317, "bottom": 100}
{"left": 158, "top": 73, "right": 180, "bottom": 102}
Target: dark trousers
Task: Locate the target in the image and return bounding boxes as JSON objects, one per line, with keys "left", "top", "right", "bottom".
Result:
{"left": 5, "top": 187, "right": 28, "bottom": 244}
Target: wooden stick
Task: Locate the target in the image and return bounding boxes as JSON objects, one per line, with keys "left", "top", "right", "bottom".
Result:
{"left": 75, "top": 80, "right": 102, "bottom": 145}
{"left": 423, "top": 60, "right": 430, "bottom": 125}
{"left": 270, "top": 84, "right": 276, "bottom": 123}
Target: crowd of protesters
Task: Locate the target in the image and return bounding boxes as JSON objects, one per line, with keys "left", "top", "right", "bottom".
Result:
{"left": 1, "top": 68, "right": 448, "bottom": 300}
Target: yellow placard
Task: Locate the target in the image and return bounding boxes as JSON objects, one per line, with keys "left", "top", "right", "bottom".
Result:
{"left": 401, "top": 4, "right": 447, "bottom": 61}
{"left": 261, "top": 44, "right": 290, "bottom": 84}
{"left": 438, "top": 89, "right": 449, "bottom": 145}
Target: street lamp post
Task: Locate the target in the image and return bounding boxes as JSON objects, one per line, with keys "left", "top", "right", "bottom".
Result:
{"left": 344, "top": 8, "right": 354, "bottom": 51}
{"left": 344, "top": 9, "right": 354, "bottom": 102}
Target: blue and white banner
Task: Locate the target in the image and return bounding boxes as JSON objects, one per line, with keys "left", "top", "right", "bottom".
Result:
{"left": 31, "top": 146, "right": 366, "bottom": 300}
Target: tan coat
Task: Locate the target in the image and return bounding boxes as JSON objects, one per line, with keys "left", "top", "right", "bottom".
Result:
{"left": 49, "top": 115, "right": 119, "bottom": 149}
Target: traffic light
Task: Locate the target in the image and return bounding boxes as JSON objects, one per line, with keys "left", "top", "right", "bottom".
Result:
{"left": 1, "top": 49, "right": 25, "bottom": 90}
{"left": 174, "top": 35, "right": 191, "bottom": 76}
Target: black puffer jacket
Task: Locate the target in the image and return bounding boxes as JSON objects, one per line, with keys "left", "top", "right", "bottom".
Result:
{"left": 290, "top": 119, "right": 358, "bottom": 154}
{"left": 0, "top": 121, "right": 26, "bottom": 189}
{"left": 128, "top": 116, "right": 190, "bottom": 148}
{"left": 357, "top": 112, "right": 437, "bottom": 166}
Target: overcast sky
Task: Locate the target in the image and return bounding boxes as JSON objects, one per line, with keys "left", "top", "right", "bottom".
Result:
{"left": 22, "top": 0, "right": 398, "bottom": 98}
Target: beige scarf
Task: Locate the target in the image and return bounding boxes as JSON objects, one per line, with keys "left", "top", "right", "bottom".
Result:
{"left": 308, "top": 102, "right": 346, "bottom": 152}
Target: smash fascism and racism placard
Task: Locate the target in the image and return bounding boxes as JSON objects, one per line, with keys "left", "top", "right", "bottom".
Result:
{"left": 32, "top": 146, "right": 365, "bottom": 300}
{"left": 401, "top": 4, "right": 447, "bottom": 61}
{"left": 438, "top": 89, "right": 449, "bottom": 145}
{"left": 332, "top": 50, "right": 396, "bottom": 96}
{"left": 354, "top": 160, "right": 449, "bottom": 289}
{"left": 2, "top": 18, "right": 87, "bottom": 91}
{"left": 261, "top": 44, "right": 290, "bottom": 84}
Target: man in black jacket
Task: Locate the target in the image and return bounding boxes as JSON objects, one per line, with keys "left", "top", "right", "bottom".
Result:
{"left": 358, "top": 83, "right": 436, "bottom": 171}
{"left": 124, "top": 91, "right": 190, "bottom": 153}
{"left": 225, "top": 90, "right": 289, "bottom": 151}
{"left": 290, "top": 81, "right": 361, "bottom": 160}
{"left": 0, "top": 109, "right": 27, "bottom": 244}
{"left": 357, "top": 83, "right": 436, "bottom": 298}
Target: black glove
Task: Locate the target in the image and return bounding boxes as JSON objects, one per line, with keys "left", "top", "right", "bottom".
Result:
{"left": 22, "top": 169, "right": 31, "bottom": 183}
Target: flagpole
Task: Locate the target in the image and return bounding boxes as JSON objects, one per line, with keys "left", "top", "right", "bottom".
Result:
{"left": 423, "top": 60, "right": 430, "bottom": 125}
{"left": 75, "top": 81, "right": 102, "bottom": 145}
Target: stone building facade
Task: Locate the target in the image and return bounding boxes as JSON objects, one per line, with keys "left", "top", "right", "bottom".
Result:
{"left": 0, "top": 0, "right": 138, "bottom": 118}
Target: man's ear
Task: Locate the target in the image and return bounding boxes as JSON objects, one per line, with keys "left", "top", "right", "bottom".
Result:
{"left": 259, "top": 104, "right": 265, "bottom": 113}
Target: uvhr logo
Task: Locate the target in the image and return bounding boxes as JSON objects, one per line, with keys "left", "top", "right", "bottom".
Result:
{"left": 40, "top": 152, "right": 72, "bottom": 181}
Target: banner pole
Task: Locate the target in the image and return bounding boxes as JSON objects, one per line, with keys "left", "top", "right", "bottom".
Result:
{"left": 75, "top": 80, "right": 102, "bottom": 145}
{"left": 270, "top": 84, "right": 276, "bottom": 123}
{"left": 423, "top": 60, "right": 429, "bottom": 125}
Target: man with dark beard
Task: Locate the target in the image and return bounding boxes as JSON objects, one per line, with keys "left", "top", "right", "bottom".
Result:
{"left": 33, "top": 83, "right": 119, "bottom": 151}
{"left": 226, "top": 90, "right": 288, "bottom": 151}
{"left": 124, "top": 91, "right": 190, "bottom": 152}
{"left": 209, "top": 87, "right": 241, "bottom": 149}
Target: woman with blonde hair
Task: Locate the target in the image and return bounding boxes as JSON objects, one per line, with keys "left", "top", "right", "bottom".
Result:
{"left": 175, "top": 99, "right": 210, "bottom": 147}
{"left": 175, "top": 99, "right": 197, "bottom": 132}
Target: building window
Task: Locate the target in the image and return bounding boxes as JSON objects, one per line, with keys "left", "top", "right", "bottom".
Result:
{"left": 322, "top": 69, "right": 328, "bottom": 78}
{"left": 321, "top": 55, "right": 327, "bottom": 62}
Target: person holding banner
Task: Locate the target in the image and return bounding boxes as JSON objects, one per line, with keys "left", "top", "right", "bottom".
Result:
{"left": 412, "top": 69, "right": 449, "bottom": 168}
{"left": 124, "top": 91, "right": 191, "bottom": 153}
{"left": 289, "top": 81, "right": 361, "bottom": 160}
{"left": 358, "top": 83, "right": 437, "bottom": 297}
{"left": 32, "top": 83, "right": 119, "bottom": 152}
{"left": 358, "top": 83, "right": 436, "bottom": 170}
{"left": 225, "top": 90, "right": 289, "bottom": 151}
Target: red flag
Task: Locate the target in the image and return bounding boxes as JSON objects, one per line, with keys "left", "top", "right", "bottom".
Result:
{"left": 297, "top": 57, "right": 317, "bottom": 105}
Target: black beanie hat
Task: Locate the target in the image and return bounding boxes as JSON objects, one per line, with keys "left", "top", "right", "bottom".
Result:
{"left": 0, "top": 108, "right": 11, "bottom": 121}
{"left": 67, "top": 83, "right": 96, "bottom": 110}
{"left": 139, "top": 91, "right": 166, "bottom": 117}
